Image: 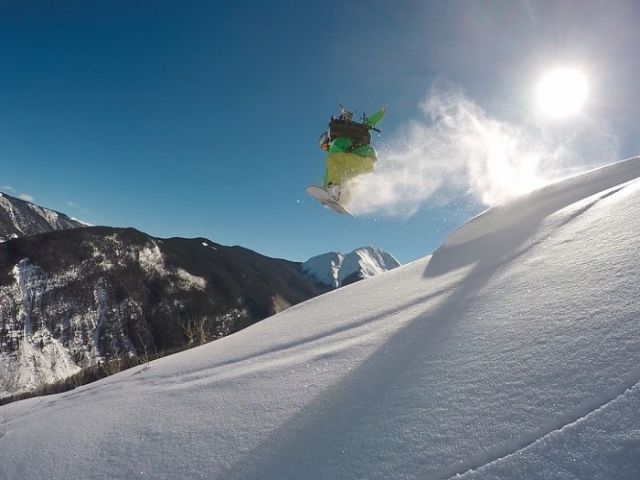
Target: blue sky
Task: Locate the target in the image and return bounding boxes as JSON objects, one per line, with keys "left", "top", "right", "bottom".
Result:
{"left": 1, "top": 1, "right": 640, "bottom": 263}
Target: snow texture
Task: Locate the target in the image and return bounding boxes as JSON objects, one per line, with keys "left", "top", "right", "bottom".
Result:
{"left": 302, "top": 246, "right": 401, "bottom": 288}
{"left": 2, "top": 157, "right": 640, "bottom": 479}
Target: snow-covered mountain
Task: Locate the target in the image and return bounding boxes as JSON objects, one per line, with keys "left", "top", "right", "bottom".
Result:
{"left": 3, "top": 156, "right": 640, "bottom": 479}
{"left": 0, "top": 191, "right": 84, "bottom": 241}
{"left": 302, "top": 246, "right": 401, "bottom": 287}
{"left": 0, "top": 195, "right": 398, "bottom": 400}
{"left": 0, "top": 227, "right": 330, "bottom": 399}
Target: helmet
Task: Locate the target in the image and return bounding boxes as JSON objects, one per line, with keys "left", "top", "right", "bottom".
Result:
{"left": 318, "top": 131, "right": 330, "bottom": 151}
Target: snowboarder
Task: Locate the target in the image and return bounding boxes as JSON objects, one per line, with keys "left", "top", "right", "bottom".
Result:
{"left": 317, "top": 105, "right": 385, "bottom": 204}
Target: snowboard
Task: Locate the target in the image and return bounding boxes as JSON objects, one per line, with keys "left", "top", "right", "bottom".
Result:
{"left": 305, "top": 185, "right": 353, "bottom": 216}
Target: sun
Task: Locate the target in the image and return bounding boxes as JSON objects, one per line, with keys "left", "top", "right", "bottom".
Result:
{"left": 535, "top": 67, "right": 588, "bottom": 119}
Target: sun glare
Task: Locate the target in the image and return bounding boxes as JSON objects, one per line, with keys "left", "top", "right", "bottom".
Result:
{"left": 536, "top": 67, "right": 588, "bottom": 119}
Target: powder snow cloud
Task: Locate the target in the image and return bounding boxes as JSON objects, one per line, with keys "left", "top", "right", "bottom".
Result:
{"left": 346, "top": 87, "right": 618, "bottom": 218}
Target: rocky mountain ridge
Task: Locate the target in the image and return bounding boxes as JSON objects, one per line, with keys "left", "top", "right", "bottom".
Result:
{"left": 0, "top": 194, "right": 400, "bottom": 399}
{"left": 0, "top": 191, "right": 84, "bottom": 241}
{"left": 0, "top": 226, "right": 332, "bottom": 397}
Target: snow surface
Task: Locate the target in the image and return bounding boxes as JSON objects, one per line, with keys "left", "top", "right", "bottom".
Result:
{"left": 2, "top": 157, "right": 640, "bottom": 479}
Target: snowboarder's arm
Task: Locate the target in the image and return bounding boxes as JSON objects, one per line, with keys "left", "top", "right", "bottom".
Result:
{"left": 329, "top": 136, "right": 352, "bottom": 153}
{"left": 365, "top": 107, "right": 386, "bottom": 128}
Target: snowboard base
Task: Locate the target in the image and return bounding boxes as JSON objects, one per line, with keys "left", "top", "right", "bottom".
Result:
{"left": 305, "top": 185, "right": 353, "bottom": 216}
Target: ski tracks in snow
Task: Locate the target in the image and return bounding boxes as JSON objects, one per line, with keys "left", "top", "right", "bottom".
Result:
{"left": 442, "top": 368, "right": 640, "bottom": 479}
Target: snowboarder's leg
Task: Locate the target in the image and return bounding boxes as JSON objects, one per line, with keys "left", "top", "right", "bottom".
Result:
{"left": 324, "top": 154, "right": 346, "bottom": 187}
{"left": 324, "top": 153, "right": 375, "bottom": 202}
{"left": 325, "top": 153, "right": 374, "bottom": 184}
{"left": 324, "top": 154, "right": 347, "bottom": 201}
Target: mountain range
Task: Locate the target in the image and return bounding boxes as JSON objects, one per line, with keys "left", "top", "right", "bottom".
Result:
{"left": 0, "top": 192, "right": 399, "bottom": 398}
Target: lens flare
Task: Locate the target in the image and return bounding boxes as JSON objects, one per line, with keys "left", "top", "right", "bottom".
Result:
{"left": 536, "top": 68, "right": 588, "bottom": 119}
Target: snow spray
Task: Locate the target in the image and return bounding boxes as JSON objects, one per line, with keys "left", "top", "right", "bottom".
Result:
{"left": 346, "top": 87, "right": 618, "bottom": 217}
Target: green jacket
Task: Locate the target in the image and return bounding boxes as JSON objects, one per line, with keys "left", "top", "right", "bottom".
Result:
{"left": 323, "top": 107, "right": 385, "bottom": 188}
{"left": 324, "top": 137, "right": 377, "bottom": 187}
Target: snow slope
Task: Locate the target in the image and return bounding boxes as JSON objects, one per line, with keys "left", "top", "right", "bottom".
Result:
{"left": 2, "top": 157, "right": 640, "bottom": 479}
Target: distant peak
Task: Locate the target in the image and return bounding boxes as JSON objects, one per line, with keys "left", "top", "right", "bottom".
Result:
{"left": 302, "top": 246, "right": 400, "bottom": 288}
{"left": 0, "top": 192, "right": 85, "bottom": 242}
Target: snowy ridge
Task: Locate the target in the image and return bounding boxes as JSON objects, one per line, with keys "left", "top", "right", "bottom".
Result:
{"left": 0, "top": 191, "right": 84, "bottom": 241}
{"left": 2, "top": 157, "right": 640, "bottom": 479}
{"left": 301, "top": 251, "right": 345, "bottom": 287}
{"left": 302, "top": 246, "right": 400, "bottom": 287}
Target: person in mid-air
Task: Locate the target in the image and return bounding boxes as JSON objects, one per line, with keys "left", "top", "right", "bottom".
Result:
{"left": 318, "top": 105, "right": 385, "bottom": 203}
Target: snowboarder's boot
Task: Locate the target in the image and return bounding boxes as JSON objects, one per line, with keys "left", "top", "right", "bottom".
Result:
{"left": 326, "top": 183, "right": 341, "bottom": 201}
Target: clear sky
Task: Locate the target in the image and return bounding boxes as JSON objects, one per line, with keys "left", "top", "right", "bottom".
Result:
{"left": 1, "top": 1, "right": 640, "bottom": 263}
